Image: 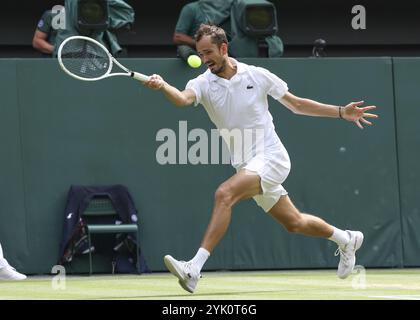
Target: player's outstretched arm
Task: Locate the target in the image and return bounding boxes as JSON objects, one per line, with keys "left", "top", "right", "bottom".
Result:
{"left": 279, "top": 92, "right": 378, "bottom": 129}
{"left": 143, "top": 74, "right": 196, "bottom": 107}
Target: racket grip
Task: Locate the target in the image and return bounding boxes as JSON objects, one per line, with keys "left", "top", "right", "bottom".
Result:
{"left": 131, "top": 72, "right": 150, "bottom": 82}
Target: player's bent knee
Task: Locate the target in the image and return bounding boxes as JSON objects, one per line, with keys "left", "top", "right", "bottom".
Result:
{"left": 214, "top": 185, "right": 235, "bottom": 207}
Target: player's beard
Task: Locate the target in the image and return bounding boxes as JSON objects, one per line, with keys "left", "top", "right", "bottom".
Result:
{"left": 212, "top": 58, "right": 227, "bottom": 75}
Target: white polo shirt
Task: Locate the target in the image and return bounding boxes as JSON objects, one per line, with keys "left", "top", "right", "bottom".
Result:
{"left": 186, "top": 59, "right": 289, "bottom": 167}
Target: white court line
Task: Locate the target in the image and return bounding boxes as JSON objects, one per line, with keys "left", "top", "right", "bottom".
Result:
{"left": 370, "top": 295, "right": 420, "bottom": 300}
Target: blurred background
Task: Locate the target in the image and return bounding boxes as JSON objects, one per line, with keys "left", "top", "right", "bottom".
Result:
{"left": 1, "top": 0, "right": 420, "bottom": 58}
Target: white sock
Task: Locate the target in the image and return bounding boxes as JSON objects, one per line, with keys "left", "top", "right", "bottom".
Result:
{"left": 190, "top": 248, "right": 210, "bottom": 271}
{"left": 328, "top": 227, "right": 350, "bottom": 248}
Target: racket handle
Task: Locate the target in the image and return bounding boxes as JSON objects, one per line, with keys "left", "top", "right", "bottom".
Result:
{"left": 131, "top": 72, "right": 150, "bottom": 82}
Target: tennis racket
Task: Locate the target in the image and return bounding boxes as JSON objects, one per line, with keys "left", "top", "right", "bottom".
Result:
{"left": 57, "top": 35, "right": 149, "bottom": 82}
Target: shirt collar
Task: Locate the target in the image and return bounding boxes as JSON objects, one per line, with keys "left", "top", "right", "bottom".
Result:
{"left": 207, "top": 58, "right": 246, "bottom": 82}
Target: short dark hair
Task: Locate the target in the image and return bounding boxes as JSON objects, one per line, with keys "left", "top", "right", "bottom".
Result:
{"left": 195, "top": 24, "right": 228, "bottom": 47}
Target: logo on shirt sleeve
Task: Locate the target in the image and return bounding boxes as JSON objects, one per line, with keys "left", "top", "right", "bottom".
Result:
{"left": 246, "top": 84, "right": 254, "bottom": 89}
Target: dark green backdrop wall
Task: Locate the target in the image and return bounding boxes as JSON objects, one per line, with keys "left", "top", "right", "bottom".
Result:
{"left": 0, "top": 57, "right": 418, "bottom": 274}
{"left": 393, "top": 58, "right": 420, "bottom": 266}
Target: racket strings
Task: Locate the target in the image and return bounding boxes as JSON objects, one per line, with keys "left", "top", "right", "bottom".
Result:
{"left": 60, "top": 39, "right": 110, "bottom": 79}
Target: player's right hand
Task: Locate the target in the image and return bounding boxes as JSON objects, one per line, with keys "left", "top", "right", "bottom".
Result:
{"left": 143, "top": 74, "right": 165, "bottom": 90}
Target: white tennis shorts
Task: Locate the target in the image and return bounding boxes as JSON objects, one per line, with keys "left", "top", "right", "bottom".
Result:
{"left": 234, "top": 142, "right": 291, "bottom": 212}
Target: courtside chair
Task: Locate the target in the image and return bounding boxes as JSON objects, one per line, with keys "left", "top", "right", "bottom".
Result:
{"left": 82, "top": 196, "right": 140, "bottom": 275}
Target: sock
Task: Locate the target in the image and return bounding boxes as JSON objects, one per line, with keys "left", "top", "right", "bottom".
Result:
{"left": 328, "top": 227, "right": 350, "bottom": 248}
{"left": 190, "top": 247, "right": 210, "bottom": 271}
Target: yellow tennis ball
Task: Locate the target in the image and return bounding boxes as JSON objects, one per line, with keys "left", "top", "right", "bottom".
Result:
{"left": 187, "top": 55, "right": 202, "bottom": 68}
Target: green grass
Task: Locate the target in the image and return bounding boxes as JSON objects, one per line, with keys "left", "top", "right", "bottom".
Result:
{"left": 1, "top": 269, "right": 419, "bottom": 300}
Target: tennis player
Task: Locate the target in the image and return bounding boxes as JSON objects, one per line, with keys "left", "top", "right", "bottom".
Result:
{"left": 143, "top": 24, "right": 378, "bottom": 293}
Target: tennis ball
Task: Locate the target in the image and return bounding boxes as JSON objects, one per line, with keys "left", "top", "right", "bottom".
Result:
{"left": 187, "top": 55, "right": 202, "bottom": 68}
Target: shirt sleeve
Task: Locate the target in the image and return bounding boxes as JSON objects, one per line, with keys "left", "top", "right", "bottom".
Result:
{"left": 37, "top": 11, "right": 53, "bottom": 34}
{"left": 175, "top": 4, "right": 195, "bottom": 36}
{"left": 255, "top": 66, "right": 288, "bottom": 100}
{"left": 185, "top": 75, "right": 208, "bottom": 107}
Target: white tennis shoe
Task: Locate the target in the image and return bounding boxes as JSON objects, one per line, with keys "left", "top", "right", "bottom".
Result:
{"left": 335, "top": 230, "right": 364, "bottom": 279}
{"left": 0, "top": 266, "right": 27, "bottom": 281}
{"left": 164, "top": 255, "right": 201, "bottom": 293}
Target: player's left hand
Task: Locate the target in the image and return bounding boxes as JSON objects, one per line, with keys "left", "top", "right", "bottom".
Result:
{"left": 342, "top": 101, "right": 378, "bottom": 129}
